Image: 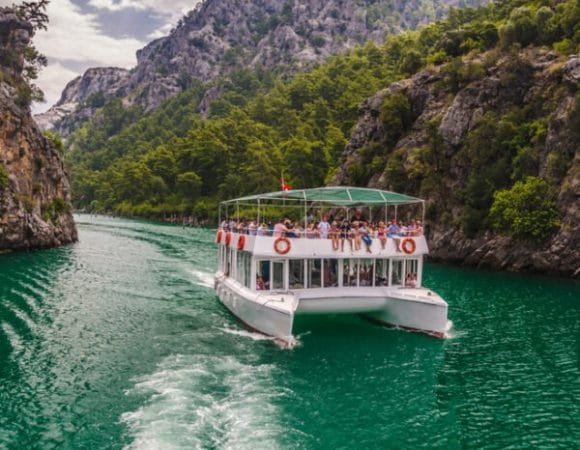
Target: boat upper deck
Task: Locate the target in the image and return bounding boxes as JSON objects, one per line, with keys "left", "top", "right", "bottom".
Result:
{"left": 216, "top": 231, "right": 428, "bottom": 258}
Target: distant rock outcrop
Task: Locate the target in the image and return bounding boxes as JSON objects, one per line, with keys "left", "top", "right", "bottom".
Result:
{"left": 0, "top": 8, "right": 77, "bottom": 251}
{"left": 37, "top": 0, "right": 486, "bottom": 136}
{"left": 334, "top": 49, "right": 579, "bottom": 277}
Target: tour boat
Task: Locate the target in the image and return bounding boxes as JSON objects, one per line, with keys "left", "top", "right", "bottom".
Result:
{"left": 214, "top": 187, "right": 450, "bottom": 345}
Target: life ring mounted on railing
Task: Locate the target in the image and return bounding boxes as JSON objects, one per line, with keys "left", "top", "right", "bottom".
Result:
{"left": 273, "top": 237, "right": 291, "bottom": 255}
{"left": 215, "top": 229, "right": 224, "bottom": 244}
{"left": 237, "top": 235, "right": 246, "bottom": 251}
{"left": 225, "top": 232, "right": 233, "bottom": 246}
{"left": 401, "top": 238, "right": 416, "bottom": 254}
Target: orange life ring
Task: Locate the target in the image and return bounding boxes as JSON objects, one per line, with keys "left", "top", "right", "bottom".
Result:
{"left": 225, "top": 232, "right": 232, "bottom": 246}
{"left": 273, "top": 237, "right": 291, "bottom": 255}
{"left": 216, "top": 230, "right": 223, "bottom": 244}
{"left": 401, "top": 238, "right": 416, "bottom": 254}
{"left": 237, "top": 235, "right": 246, "bottom": 251}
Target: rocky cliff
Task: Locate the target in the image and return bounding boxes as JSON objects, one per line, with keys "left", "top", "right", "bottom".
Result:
{"left": 0, "top": 9, "right": 77, "bottom": 251}
{"left": 334, "top": 49, "right": 579, "bottom": 277}
{"left": 37, "top": 0, "right": 485, "bottom": 135}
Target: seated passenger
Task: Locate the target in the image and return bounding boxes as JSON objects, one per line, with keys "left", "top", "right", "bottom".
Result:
{"left": 387, "top": 220, "right": 402, "bottom": 252}
{"left": 330, "top": 221, "right": 340, "bottom": 251}
{"left": 256, "top": 276, "right": 266, "bottom": 290}
{"left": 405, "top": 273, "right": 417, "bottom": 288}
{"left": 340, "top": 219, "right": 352, "bottom": 252}
{"left": 377, "top": 221, "right": 387, "bottom": 249}
{"left": 359, "top": 222, "right": 372, "bottom": 253}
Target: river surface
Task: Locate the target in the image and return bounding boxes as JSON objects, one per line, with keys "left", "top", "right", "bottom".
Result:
{"left": 0, "top": 215, "right": 578, "bottom": 449}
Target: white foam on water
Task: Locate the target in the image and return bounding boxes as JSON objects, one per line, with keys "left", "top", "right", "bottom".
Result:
{"left": 189, "top": 270, "right": 214, "bottom": 288}
{"left": 218, "top": 326, "right": 276, "bottom": 342}
{"left": 218, "top": 326, "right": 299, "bottom": 350}
{"left": 121, "top": 354, "right": 286, "bottom": 450}
{"left": 1, "top": 322, "right": 23, "bottom": 355}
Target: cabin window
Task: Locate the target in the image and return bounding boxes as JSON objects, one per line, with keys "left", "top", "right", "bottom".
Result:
{"left": 307, "top": 259, "right": 321, "bottom": 288}
{"left": 322, "top": 259, "right": 338, "bottom": 287}
{"left": 375, "top": 259, "right": 389, "bottom": 286}
{"left": 391, "top": 260, "right": 404, "bottom": 285}
{"left": 289, "top": 259, "right": 305, "bottom": 289}
{"left": 359, "top": 259, "right": 374, "bottom": 286}
{"left": 272, "top": 261, "right": 285, "bottom": 290}
{"left": 343, "top": 259, "right": 357, "bottom": 287}
{"left": 404, "top": 259, "right": 419, "bottom": 287}
{"left": 236, "top": 251, "right": 243, "bottom": 284}
{"left": 256, "top": 260, "right": 270, "bottom": 290}
{"left": 244, "top": 253, "right": 251, "bottom": 287}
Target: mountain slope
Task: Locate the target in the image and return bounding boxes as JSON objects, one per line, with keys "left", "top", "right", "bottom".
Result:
{"left": 333, "top": 49, "right": 579, "bottom": 276}
{"left": 36, "top": 0, "right": 486, "bottom": 135}
{"left": 65, "top": 0, "right": 580, "bottom": 276}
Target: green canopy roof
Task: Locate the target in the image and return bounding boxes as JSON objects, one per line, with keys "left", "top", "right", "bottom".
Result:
{"left": 220, "top": 187, "right": 423, "bottom": 206}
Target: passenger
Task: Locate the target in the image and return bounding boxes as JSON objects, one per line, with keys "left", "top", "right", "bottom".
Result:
{"left": 248, "top": 221, "right": 257, "bottom": 236}
{"left": 377, "top": 221, "right": 387, "bottom": 249}
{"left": 359, "top": 222, "right": 372, "bottom": 253}
{"left": 416, "top": 220, "right": 424, "bottom": 236}
{"left": 399, "top": 221, "right": 408, "bottom": 237}
{"left": 408, "top": 219, "right": 417, "bottom": 236}
{"left": 405, "top": 272, "right": 417, "bottom": 288}
{"left": 256, "top": 275, "right": 266, "bottom": 290}
{"left": 387, "top": 220, "right": 401, "bottom": 252}
{"left": 257, "top": 223, "right": 268, "bottom": 236}
{"left": 317, "top": 214, "right": 331, "bottom": 239}
{"left": 352, "top": 221, "right": 362, "bottom": 251}
{"left": 273, "top": 219, "right": 290, "bottom": 237}
{"left": 352, "top": 208, "right": 367, "bottom": 223}
{"left": 340, "top": 219, "right": 353, "bottom": 252}
{"left": 330, "top": 221, "right": 340, "bottom": 251}
{"left": 306, "top": 222, "right": 319, "bottom": 239}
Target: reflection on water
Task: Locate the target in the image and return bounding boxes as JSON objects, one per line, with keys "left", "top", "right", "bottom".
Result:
{"left": 0, "top": 215, "right": 578, "bottom": 449}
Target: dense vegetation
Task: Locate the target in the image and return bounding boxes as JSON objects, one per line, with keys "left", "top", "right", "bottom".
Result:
{"left": 67, "top": 0, "right": 579, "bottom": 240}
{"left": 0, "top": 1, "right": 49, "bottom": 107}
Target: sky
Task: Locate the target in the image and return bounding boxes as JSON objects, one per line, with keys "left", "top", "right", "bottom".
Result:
{"left": 1, "top": 0, "right": 203, "bottom": 113}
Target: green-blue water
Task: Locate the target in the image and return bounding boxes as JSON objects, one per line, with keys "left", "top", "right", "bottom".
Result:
{"left": 0, "top": 215, "right": 578, "bottom": 449}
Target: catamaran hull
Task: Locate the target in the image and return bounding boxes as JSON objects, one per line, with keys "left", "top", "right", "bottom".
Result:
{"left": 215, "top": 274, "right": 295, "bottom": 343}
{"left": 364, "top": 296, "right": 449, "bottom": 338}
{"left": 215, "top": 275, "right": 448, "bottom": 341}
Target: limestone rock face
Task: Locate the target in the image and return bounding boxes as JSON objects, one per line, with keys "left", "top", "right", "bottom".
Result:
{"left": 334, "top": 49, "right": 579, "bottom": 277}
{"left": 35, "top": 67, "right": 130, "bottom": 133}
{"left": 36, "top": 0, "right": 487, "bottom": 136}
{"left": 0, "top": 9, "right": 77, "bottom": 251}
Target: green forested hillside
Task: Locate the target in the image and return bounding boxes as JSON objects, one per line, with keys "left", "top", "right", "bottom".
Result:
{"left": 68, "top": 0, "right": 579, "bottom": 224}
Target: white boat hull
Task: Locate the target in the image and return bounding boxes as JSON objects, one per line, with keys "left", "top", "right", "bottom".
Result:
{"left": 215, "top": 273, "right": 449, "bottom": 342}
{"left": 215, "top": 273, "right": 295, "bottom": 343}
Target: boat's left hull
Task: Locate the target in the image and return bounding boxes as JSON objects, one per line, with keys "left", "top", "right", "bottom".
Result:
{"left": 215, "top": 274, "right": 295, "bottom": 343}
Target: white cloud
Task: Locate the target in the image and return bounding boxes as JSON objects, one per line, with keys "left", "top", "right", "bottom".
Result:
{"left": 88, "top": 0, "right": 202, "bottom": 23}
{"left": 36, "top": 0, "right": 144, "bottom": 67}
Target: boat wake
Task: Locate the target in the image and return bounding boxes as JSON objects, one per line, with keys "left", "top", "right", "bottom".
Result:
{"left": 219, "top": 326, "right": 299, "bottom": 349}
{"left": 121, "top": 354, "right": 285, "bottom": 450}
{"left": 189, "top": 270, "right": 214, "bottom": 288}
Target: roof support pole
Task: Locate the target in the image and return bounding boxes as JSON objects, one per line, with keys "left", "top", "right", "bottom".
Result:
{"left": 395, "top": 205, "right": 398, "bottom": 222}
{"left": 257, "top": 199, "right": 261, "bottom": 227}
{"left": 236, "top": 201, "right": 240, "bottom": 223}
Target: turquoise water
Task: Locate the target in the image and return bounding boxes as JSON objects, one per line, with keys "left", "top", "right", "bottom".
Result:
{"left": 0, "top": 215, "right": 578, "bottom": 449}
